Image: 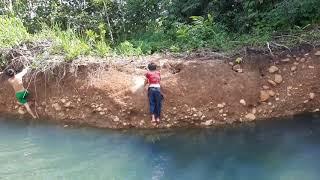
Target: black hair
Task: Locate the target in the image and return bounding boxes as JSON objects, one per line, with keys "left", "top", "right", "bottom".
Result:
{"left": 6, "top": 69, "right": 15, "bottom": 77}
{"left": 148, "top": 62, "right": 157, "bottom": 71}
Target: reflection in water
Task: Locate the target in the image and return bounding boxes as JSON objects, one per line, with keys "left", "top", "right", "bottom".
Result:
{"left": 0, "top": 114, "right": 320, "bottom": 180}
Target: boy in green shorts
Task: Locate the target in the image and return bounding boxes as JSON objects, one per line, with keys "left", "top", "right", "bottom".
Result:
{"left": 0, "top": 67, "right": 37, "bottom": 119}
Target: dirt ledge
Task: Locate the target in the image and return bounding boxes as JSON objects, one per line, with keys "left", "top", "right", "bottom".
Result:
{"left": 1, "top": 49, "right": 320, "bottom": 129}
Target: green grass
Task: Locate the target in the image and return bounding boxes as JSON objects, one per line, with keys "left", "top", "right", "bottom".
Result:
{"left": 1, "top": 16, "right": 319, "bottom": 66}
{"left": 0, "top": 16, "right": 30, "bottom": 48}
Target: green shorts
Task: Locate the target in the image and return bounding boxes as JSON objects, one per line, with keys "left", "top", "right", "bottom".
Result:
{"left": 16, "top": 90, "right": 29, "bottom": 105}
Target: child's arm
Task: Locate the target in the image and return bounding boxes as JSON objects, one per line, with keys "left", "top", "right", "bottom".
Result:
{"left": 15, "top": 67, "right": 29, "bottom": 80}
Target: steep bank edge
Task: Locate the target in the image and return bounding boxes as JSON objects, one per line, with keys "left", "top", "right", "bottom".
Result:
{"left": 0, "top": 50, "right": 320, "bottom": 129}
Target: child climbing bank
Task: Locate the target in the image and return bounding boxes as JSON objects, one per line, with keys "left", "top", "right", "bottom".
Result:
{"left": 144, "top": 62, "right": 164, "bottom": 123}
{"left": 0, "top": 67, "right": 37, "bottom": 119}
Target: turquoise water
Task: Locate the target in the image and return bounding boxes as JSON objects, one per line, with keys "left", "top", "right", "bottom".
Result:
{"left": 0, "top": 115, "right": 320, "bottom": 180}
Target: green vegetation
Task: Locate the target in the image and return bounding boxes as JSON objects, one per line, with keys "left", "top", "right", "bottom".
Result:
{"left": 0, "top": 0, "right": 319, "bottom": 61}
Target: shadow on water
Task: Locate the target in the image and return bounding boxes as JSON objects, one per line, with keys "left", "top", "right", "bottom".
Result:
{"left": 0, "top": 113, "right": 320, "bottom": 179}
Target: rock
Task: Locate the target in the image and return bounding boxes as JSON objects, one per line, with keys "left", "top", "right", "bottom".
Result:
{"left": 262, "top": 85, "right": 270, "bottom": 90}
{"left": 64, "top": 101, "right": 71, "bottom": 108}
{"left": 191, "top": 108, "right": 197, "bottom": 112}
{"left": 113, "top": 116, "right": 120, "bottom": 122}
{"left": 315, "top": 51, "right": 320, "bottom": 56}
{"left": 219, "top": 109, "right": 224, "bottom": 114}
{"left": 268, "top": 80, "right": 277, "bottom": 86}
{"left": 304, "top": 100, "right": 309, "bottom": 104}
{"left": 252, "top": 108, "right": 257, "bottom": 114}
{"left": 228, "top": 62, "right": 234, "bottom": 66}
{"left": 268, "top": 90, "right": 276, "bottom": 97}
{"left": 232, "top": 64, "right": 243, "bottom": 73}
{"left": 245, "top": 113, "right": 256, "bottom": 121}
{"left": 293, "top": 62, "right": 299, "bottom": 65}
{"left": 291, "top": 66, "right": 297, "bottom": 72}
{"left": 281, "top": 58, "right": 290, "bottom": 62}
{"left": 275, "top": 97, "right": 280, "bottom": 101}
{"left": 274, "top": 74, "right": 283, "bottom": 84}
{"left": 18, "top": 107, "right": 26, "bottom": 115}
{"left": 308, "top": 66, "right": 315, "bottom": 69}
{"left": 240, "top": 99, "right": 246, "bottom": 106}
{"left": 223, "top": 114, "right": 227, "bottom": 117}
{"left": 309, "top": 93, "right": 315, "bottom": 100}
{"left": 217, "top": 103, "right": 225, "bottom": 108}
{"left": 99, "top": 112, "right": 106, "bottom": 115}
{"left": 268, "top": 66, "right": 279, "bottom": 73}
{"left": 260, "top": 90, "right": 270, "bottom": 102}
{"left": 96, "top": 107, "right": 103, "bottom": 112}
{"left": 300, "top": 58, "right": 306, "bottom": 63}
{"left": 60, "top": 99, "right": 67, "bottom": 103}
{"left": 202, "top": 120, "right": 213, "bottom": 126}
{"left": 313, "top": 109, "right": 320, "bottom": 112}
{"left": 52, "top": 103, "right": 62, "bottom": 111}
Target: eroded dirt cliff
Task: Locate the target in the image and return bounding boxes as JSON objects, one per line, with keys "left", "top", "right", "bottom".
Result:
{"left": 1, "top": 48, "right": 320, "bottom": 129}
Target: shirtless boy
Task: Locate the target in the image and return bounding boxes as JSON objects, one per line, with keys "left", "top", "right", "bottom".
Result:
{"left": 0, "top": 68, "right": 37, "bottom": 119}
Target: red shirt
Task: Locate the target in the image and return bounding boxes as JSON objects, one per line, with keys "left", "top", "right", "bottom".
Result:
{"left": 145, "top": 71, "right": 161, "bottom": 85}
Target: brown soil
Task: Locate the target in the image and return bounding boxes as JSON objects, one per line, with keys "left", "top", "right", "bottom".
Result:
{"left": 1, "top": 48, "right": 320, "bottom": 129}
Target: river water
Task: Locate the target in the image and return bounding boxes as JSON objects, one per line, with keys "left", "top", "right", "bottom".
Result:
{"left": 0, "top": 114, "right": 320, "bottom": 180}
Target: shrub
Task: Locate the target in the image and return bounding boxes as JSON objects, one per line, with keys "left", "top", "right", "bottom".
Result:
{"left": 0, "top": 16, "right": 29, "bottom": 48}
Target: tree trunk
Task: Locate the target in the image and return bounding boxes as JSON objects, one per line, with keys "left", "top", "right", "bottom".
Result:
{"left": 104, "top": 2, "right": 114, "bottom": 44}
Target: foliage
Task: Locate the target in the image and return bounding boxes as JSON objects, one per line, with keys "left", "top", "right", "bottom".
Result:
{"left": 0, "top": 16, "right": 29, "bottom": 48}
{"left": 0, "top": 0, "right": 319, "bottom": 60}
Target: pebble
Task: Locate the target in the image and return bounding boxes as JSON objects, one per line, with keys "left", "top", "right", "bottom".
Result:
{"left": 291, "top": 66, "right": 297, "bottom": 72}
{"left": 274, "top": 74, "right": 283, "bottom": 84}
{"left": 240, "top": 99, "right": 246, "bottom": 106}
{"left": 202, "top": 120, "right": 213, "bottom": 126}
{"left": 268, "top": 66, "right": 279, "bottom": 73}
{"left": 262, "top": 85, "right": 270, "bottom": 90}
{"left": 245, "top": 113, "right": 256, "bottom": 121}
{"left": 52, "top": 103, "right": 62, "bottom": 111}
{"left": 308, "top": 66, "right": 315, "bottom": 69}
{"left": 268, "top": 80, "right": 277, "bottom": 86}
{"left": 268, "top": 90, "right": 276, "bottom": 97}
{"left": 309, "top": 93, "right": 315, "bottom": 100}
{"left": 18, "top": 107, "right": 26, "bottom": 115}
{"left": 300, "top": 58, "right": 306, "bottom": 63}
{"left": 260, "top": 90, "right": 270, "bottom": 102}
{"left": 281, "top": 58, "right": 290, "bottom": 62}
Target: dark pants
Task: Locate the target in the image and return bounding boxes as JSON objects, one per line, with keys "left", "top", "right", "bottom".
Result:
{"left": 148, "top": 87, "right": 163, "bottom": 118}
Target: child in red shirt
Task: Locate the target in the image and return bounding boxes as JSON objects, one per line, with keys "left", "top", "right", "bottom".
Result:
{"left": 144, "top": 62, "right": 163, "bottom": 123}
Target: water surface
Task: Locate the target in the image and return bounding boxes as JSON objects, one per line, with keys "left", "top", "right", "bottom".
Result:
{"left": 0, "top": 114, "right": 320, "bottom": 180}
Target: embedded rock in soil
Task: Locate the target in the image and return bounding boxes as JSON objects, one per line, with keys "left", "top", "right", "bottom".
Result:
{"left": 18, "top": 107, "right": 26, "bottom": 115}
{"left": 232, "top": 64, "right": 243, "bottom": 73}
{"left": 201, "top": 120, "right": 213, "bottom": 126}
{"left": 274, "top": 74, "right": 283, "bottom": 84}
{"left": 245, "top": 113, "right": 256, "bottom": 121}
{"left": 52, "top": 103, "right": 62, "bottom": 111}
{"left": 309, "top": 93, "right": 315, "bottom": 100}
{"left": 260, "top": 91, "right": 270, "bottom": 102}
{"left": 240, "top": 99, "right": 246, "bottom": 106}
{"left": 308, "top": 66, "right": 315, "bottom": 69}
{"left": 262, "top": 85, "right": 270, "bottom": 90}
{"left": 281, "top": 58, "right": 291, "bottom": 62}
{"left": 268, "top": 90, "right": 276, "bottom": 97}
{"left": 268, "top": 66, "right": 279, "bottom": 73}
{"left": 291, "top": 66, "right": 297, "bottom": 72}
{"left": 268, "top": 80, "right": 277, "bottom": 86}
